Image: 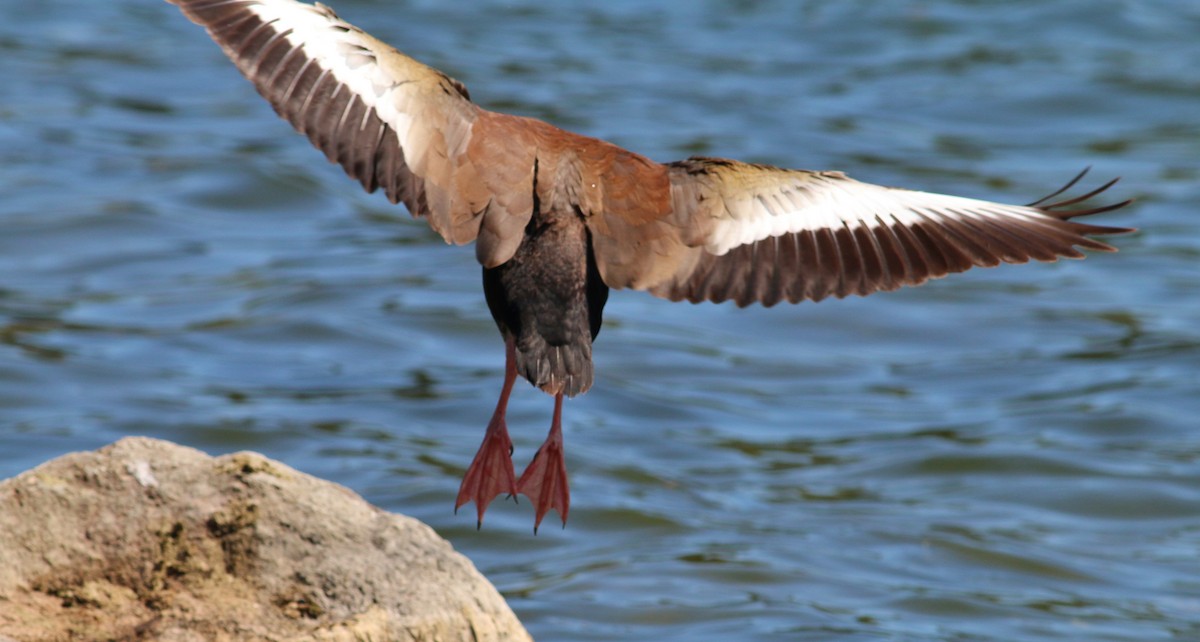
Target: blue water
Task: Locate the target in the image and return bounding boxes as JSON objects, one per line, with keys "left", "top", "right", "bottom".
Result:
{"left": 3, "top": 1, "right": 1198, "bottom": 640}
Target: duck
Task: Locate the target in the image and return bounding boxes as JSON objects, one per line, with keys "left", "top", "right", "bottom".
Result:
{"left": 167, "top": 0, "right": 1133, "bottom": 532}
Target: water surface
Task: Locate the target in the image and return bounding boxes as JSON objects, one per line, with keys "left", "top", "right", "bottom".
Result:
{"left": 2, "top": 1, "right": 1198, "bottom": 640}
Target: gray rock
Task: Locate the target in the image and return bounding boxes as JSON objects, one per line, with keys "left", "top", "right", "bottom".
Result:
{"left": 0, "top": 437, "right": 533, "bottom": 641}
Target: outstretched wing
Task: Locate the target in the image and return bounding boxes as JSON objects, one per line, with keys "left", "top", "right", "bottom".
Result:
{"left": 590, "top": 158, "right": 1133, "bottom": 307}
{"left": 169, "top": 0, "right": 538, "bottom": 266}
{"left": 171, "top": 0, "right": 1134, "bottom": 288}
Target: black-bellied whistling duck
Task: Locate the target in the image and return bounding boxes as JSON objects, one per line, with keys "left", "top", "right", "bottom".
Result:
{"left": 168, "top": 0, "right": 1134, "bottom": 532}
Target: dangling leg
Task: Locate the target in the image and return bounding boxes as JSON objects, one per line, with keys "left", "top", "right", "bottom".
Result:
{"left": 455, "top": 337, "right": 519, "bottom": 528}
{"left": 517, "top": 391, "right": 570, "bottom": 533}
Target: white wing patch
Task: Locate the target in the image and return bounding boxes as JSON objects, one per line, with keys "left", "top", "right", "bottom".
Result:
{"left": 243, "top": 0, "right": 416, "bottom": 157}
{"left": 704, "top": 173, "right": 1050, "bottom": 256}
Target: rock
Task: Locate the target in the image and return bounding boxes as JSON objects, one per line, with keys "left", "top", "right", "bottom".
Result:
{"left": 0, "top": 437, "right": 532, "bottom": 642}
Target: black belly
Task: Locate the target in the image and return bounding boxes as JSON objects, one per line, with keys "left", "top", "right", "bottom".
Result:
{"left": 482, "top": 213, "right": 609, "bottom": 397}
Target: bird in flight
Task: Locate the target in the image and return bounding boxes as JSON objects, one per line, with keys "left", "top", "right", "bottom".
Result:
{"left": 168, "top": 0, "right": 1133, "bottom": 532}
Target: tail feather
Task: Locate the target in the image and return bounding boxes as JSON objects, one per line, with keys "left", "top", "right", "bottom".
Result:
{"left": 515, "top": 336, "right": 593, "bottom": 397}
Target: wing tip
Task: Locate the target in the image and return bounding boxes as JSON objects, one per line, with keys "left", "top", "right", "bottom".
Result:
{"left": 1029, "top": 170, "right": 1136, "bottom": 231}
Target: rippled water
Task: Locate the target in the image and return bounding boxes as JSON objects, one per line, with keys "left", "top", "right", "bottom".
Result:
{"left": 3, "top": 1, "right": 1198, "bottom": 640}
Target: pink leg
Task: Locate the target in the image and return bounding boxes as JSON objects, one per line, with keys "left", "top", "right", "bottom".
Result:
{"left": 455, "top": 338, "right": 519, "bottom": 528}
{"left": 517, "top": 391, "right": 570, "bottom": 533}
